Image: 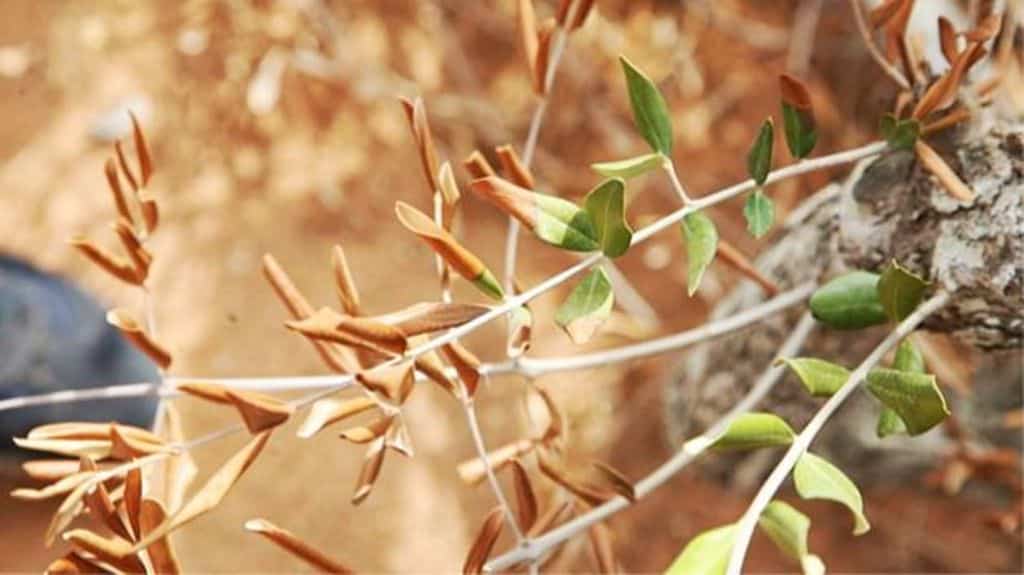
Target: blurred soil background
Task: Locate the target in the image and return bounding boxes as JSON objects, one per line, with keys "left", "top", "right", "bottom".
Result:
{"left": 0, "top": 0, "right": 1020, "bottom": 572}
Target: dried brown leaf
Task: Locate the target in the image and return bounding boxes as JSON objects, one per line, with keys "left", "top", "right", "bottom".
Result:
{"left": 136, "top": 190, "right": 159, "bottom": 237}
{"left": 286, "top": 307, "right": 407, "bottom": 356}
{"left": 176, "top": 380, "right": 233, "bottom": 404}
{"left": 440, "top": 342, "right": 481, "bottom": 398}
{"left": 356, "top": 362, "right": 415, "bottom": 404}
{"left": 533, "top": 19, "right": 556, "bottom": 95}
{"left": 414, "top": 350, "right": 458, "bottom": 397}
{"left": 938, "top": 17, "right": 959, "bottom": 65}
{"left": 13, "top": 437, "right": 113, "bottom": 460}
{"left": 352, "top": 438, "right": 386, "bottom": 505}
{"left": 400, "top": 96, "right": 440, "bottom": 193}
{"left": 110, "top": 424, "right": 169, "bottom": 460}
{"left": 528, "top": 500, "right": 575, "bottom": 537}
{"left": 123, "top": 469, "right": 142, "bottom": 540}
{"left": 537, "top": 451, "right": 612, "bottom": 507}
{"left": 463, "top": 150, "right": 496, "bottom": 179}
{"left": 868, "top": 0, "right": 904, "bottom": 29}
{"left": 509, "top": 459, "right": 538, "bottom": 531}
{"left": 70, "top": 237, "right": 142, "bottom": 285}
{"left": 80, "top": 457, "right": 133, "bottom": 540}
{"left": 913, "top": 42, "right": 987, "bottom": 119}
{"left": 372, "top": 302, "right": 490, "bottom": 337}
{"left": 45, "top": 553, "right": 105, "bottom": 575}
{"left": 130, "top": 430, "right": 271, "bottom": 553}
{"left": 779, "top": 73, "right": 813, "bottom": 109}
{"left": 115, "top": 141, "right": 139, "bottom": 192}
{"left": 463, "top": 506, "right": 505, "bottom": 575}
{"left": 496, "top": 145, "right": 535, "bottom": 190}
{"left": 22, "top": 459, "right": 105, "bottom": 483}
{"left": 331, "top": 245, "right": 361, "bottom": 316}
{"left": 29, "top": 422, "right": 162, "bottom": 444}
{"left": 138, "top": 498, "right": 181, "bottom": 574}
{"left": 914, "top": 140, "right": 975, "bottom": 202}
{"left": 518, "top": 0, "right": 538, "bottom": 76}
{"left": 103, "top": 158, "right": 134, "bottom": 226}
{"left": 245, "top": 518, "right": 354, "bottom": 574}
{"left": 224, "top": 389, "right": 294, "bottom": 434}
{"left": 153, "top": 403, "right": 198, "bottom": 514}
{"left": 128, "top": 113, "right": 153, "bottom": 186}
{"left": 590, "top": 461, "right": 636, "bottom": 502}
{"left": 438, "top": 161, "right": 461, "bottom": 208}
{"left": 588, "top": 522, "right": 618, "bottom": 574}
{"left": 10, "top": 471, "right": 94, "bottom": 501}
{"left": 556, "top": 0, "right": 596, "bottom": 30}
{"left": 63, "top": 530, "right": 144, "bottom": 574}
{"left": 965, "top": 13, "right": 1002, "bottom": 42}
{"left": 112, "top": 219, "right": 151, "bottom": 282}
{"left": 457, "top": 439, "right": 535, "bottom": 485}
{"left": 384, "top": 417, "right": 414, "bottom": 457}
{"left": 394, "top": 201, "right": 490, "bottom": 283}
{"left": 340, "top": 415, "right": 393, "bottom": 444}
{"left": 106, "top": 308, "right": 172, "bottom": 369}
{"left": 297, "top": 396, "right": 376, "bottom": 439}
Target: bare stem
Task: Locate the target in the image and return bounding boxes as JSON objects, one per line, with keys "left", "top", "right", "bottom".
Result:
{"left": 462, "top": 393, "right": 526, "bottom": 542}
{"left": 847, "top": 0, "right": 912, "bottom": 91}
{"left": 484, "top": 312, "right": 819, "bottom": 572}
{"left": 724, "top": 291, "right": 951, "bottom": 574}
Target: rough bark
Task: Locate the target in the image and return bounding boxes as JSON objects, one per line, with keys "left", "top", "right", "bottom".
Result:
{"left": 664, "top": 120, "right": 1023, "bottom": 486}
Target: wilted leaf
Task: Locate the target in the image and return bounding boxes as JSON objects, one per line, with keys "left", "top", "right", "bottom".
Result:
{"left": 665, "top": 524, "right": 736, "bottom": 575}
{"left": 28, "top": 422, "right": 162, "bottom": 444}
{"left": 620, "top": 56, "right": 673, "bottom": 155}
{"left": 914, "top": 140, "right": 975, "bottom": 202}
{"left": 747, "top": 118, "right": 774, "bottom": 185}
{"left": 340, "top": 415, "right": 393, "bottom": 444}
{"left": 711, "top": 413, "right": 795, "bottom": 451}
{"left": 13, "top": 437, "right": 112, "bottom": 460}
{"left": 399, "top": 96, "right": 440, "bottom": 192}
{"left": 352, "top": 438, "right": 386, "bottom": 505}
{"left": 373, "top": 302, "right": 490, "bottom": 337}
{"left": 509, "top": 459, "right": 538, "bottom": 531}
{"left": 742, "top": 189, "right": 775, "bottom": 239}
{"left": 777, "top": 358, "right": 850, "bottom": 397}
{"left": 10, "top": 471, "right": 94, "bottom": 501}
{"left": 106, "top": 308, "right": 172, "bottom": 369}
{"left": 808, "top": 272, "right": 888, "bottom": 330}
{"left": 556, "top": 0, "right": 596, "bottom": 29}
{"left": 297, "top": 396, "right": 376, "bottom": 439}
{"left": 554, "top": 268, "right": 614, "bottom": 344}
{"left": 331, "top": 245, "right": 361, "bottom": 316}
{"left": 879, "top": 114, "right": 920, "bottom": 150}
{"left": 395, "top": 201, "right": 504, "bottom": 299}
{"left": 463, "top": 150, "right": 496, "bottom": 179}
{"left": 591, "top": 461, "right": 636, "bottom": 502}
{"left": 495, "top": 144, "right": 535, "bottom": 190}
{"left": 913, "top": 43, "right": 987, "bottom": 120}
{"left": 793, "top": 452, "right": 870, "bottom": 535}
{"left": 245, "top": 518, "right": 353, "bottom": 574}
{"left": 440, "top": 342, "right": 482, "bottom": 398}
{"left": 225, "top": 389, "right": 294, "bottom": 434}
{"left": 591, "top": 153, "right": 664, "bottom": 179}
{"left": 357, "top": 362, "right": 415, "bottom": 404}
{"left": 123, "top": 468, "right": 142, "bottom": 539}
{"left": 584, "top": 178, "right": 633, "bottom": 258}
{"left": 62, "top": 530, "right": 144, "bottom": 574}
{"left": 463, "top": 507, "right": 505, "bottom": 575}
{"left": 457, "top": 439, "right": 535, "bottom": 485}
{"left": 537, "top": 451, "right": 612, "bottom": 506}
{"left": 681, "top": 211, "right": 718, "bottom": 296}
{"left": 138, "top": 499, "right": 181, "bottom": 574}
{"left": 779, "top": 75, "right": 817, "bottom": 159}
{"left": 877, "top": 260, "right": 928, "bottom": 322}
{"left": 79, "top": 457, "right": 132, "bottom": 539}
{"left": 285, "top": 306, "right": 407, "bottom": 355}
{"left": 109, "top": 424, "right": 169, "bottom": 460}
{"left": 154, "top": 404, "right": 197, "bottom": 514}
{"left": 131, "top": 431, "right": 272, "bottom": 553}
{"left": 22, "top": 459, "right": 99, "bottom": 483}
{"left": 470, "top": 177, "right": 599, "bottom": 252}
{"left": 867, "top": 368, "right": 950, "bottom": 435}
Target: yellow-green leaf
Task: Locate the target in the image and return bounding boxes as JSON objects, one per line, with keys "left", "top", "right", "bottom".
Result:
{"left": 809, "top": 272, "right": 888, "bottom": 330}
{"left": 554, "top": 268, "right": 614, "bottom": 345}
{"left": 793, "top": 452, "right": 870, "bottom": 535}
{"left": 711, "top": 413, "right": 795, "bottom": 451}
{"left": 758, "top": 501, "right": 815, "bottom": 567}
{"left": 743, "top": 189, "right": 775, "bottom": 238}
{"left": 866, "top": 368, "right": 950, "bottom": 435}
{"left": 777, "top": 357, "right": 850, "bottom": 397}
{"left": 665, "top": 524, "right": 736, "bottom": 575}
{"left": 877, "top": 260, "right": 928, "bottom": 322}
{"left": 681, "top": 211, "right": 718, "bottom": 296}
{"left": 621, "top": 56, "right": 673, "bottom": 155}
{"left": 591, "top": 152, "right": 664, "bottom": 179}
{"left": 747, "top": 119, "right": 774, "bottom": 185}
{"left": 584, "top": 178, "right": 633, "bottom": 258}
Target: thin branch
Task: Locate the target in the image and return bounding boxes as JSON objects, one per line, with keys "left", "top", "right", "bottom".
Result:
{"left": 484, "top": 313, "right": 819, "bottom": 572}
{"left": 663, "top": 158, "right": 693, "bottom": 205}
{"left": 847, "top": 0, "right": 912, "bottom": 91}
{"left": 724, "top": 290, "right": 952, "bottom": 574}
{"left": 463, "top": 393, "right": 526, "bottom": 541}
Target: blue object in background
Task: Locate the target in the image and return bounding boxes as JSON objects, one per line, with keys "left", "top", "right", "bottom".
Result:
{"left": 0, "top": 254, "right": 158, "bottom": 453}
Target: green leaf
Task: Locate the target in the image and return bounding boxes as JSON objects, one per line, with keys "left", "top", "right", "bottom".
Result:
{"left": 793, "top": 452, "right": 871, "bottom": 535}
{"left": 782, "top": 102, "right": 817, "bottom": 159}
{"left": 681, "top": 211, "right": 718, "bottom": 296}
{"left": 809, "top": 272, "right": 888, "bottom": 330}
{"left": 893, "top": 339, "right": 926, "bottom": 373}
{"left": 866, "top": 368, "right": 950, "bottom": 435}
{"left": 877, "top": 260, "right": 928, "bottom": 322}
{"left": 554, "top": 267, "right": 614, "bottom": 344}
{"left": 620, "top": 56, "right": 673, "bottom": 155}
{"left": 747, "top": 119, "right": 774, "bottom": 185}
{"left": 665, "top": 524, "right": 736, "bottom": 575}
{"left": 879, "top": 114, "right": 921, "bottom": 150}
{"left": 711, "top": 413, "right": 795, "bottom": 451}
{"left": 472, "top": 269, "right": 504, "bottom": 301}
{"left": 777, "top": 358, "right": 850, "bottom": 397}
{"left": 584, "top": 178, "right": 633, "bottom": 258}
{"left": 876, "top": 408, "right": 907, "bottom": 438}
{"left": 533, "top": 193, "right": 600, "bottom": 252}
{"left": 592, "top": 152, "right": 665, "bottom": 179}
{"left": 758, "top": 501, "right": 810, "bottom": 562}
{"left": 743, "top": 189, "right": 775, "bottom": 238}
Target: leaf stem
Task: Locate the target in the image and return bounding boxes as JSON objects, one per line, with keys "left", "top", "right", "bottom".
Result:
{"left": 663, "top": 158, "right": 693, "bottom": 204}
{"left": 724, "top": 290, "right": 950, "bottom": 575}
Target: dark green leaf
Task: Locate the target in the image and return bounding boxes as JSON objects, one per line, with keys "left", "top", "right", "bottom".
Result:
{"left": 665, "top": 524, "right": 736, "bottom": 575}
{"left": 879, "top": 114, "right": 921, "bottom": 150}
{"left": 793, "top": 452, "right": 870, "bottom": 535}
{"left": 620, "top": 56, "right": 673, "bottom": 155}
{"left": 711, "top": 413, "right": 795, "bottom": 451}
{"left": 554, "top": 268, "right": 614, "bottom": 344}
{"left": 876, "top": 408, "right": 907, "bottom": 438}
{"left": 743, "top": 189, "right": 775, "bottom": 238}
{"left": 747, "top": 119, "right": 774, "bottom": 185}
{"left": 867, "top": 368, "right": 950, "bottom": 435}
{"left": 681, "top": 211, "right": 718, "bottom": 296}
{"left": 809, "top": 272, "right": 888, "bottom": 330}
{"left": 777, "top": 358, "right": 850, "bottom": 397}
{"left": 782, "top": 103, "right": 817, "bottom": 159}
{"left": 877, "top": 261, "right": 928, "bottom": 322}
{"left": 533, "top": 193, "right": 600, "bottom": 252}
{"left": 591, "top": 152, "right": 664, "bottom": 179}
{"left": 584, "top": 178, "right": 633, "bottom": 258}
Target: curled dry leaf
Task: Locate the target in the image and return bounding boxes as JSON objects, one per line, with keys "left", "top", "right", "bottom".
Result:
{"left": 138, "top": 499, "right": 181, "bottom": 574}
{"left": 414, "top": 346, "right": 458, "bottom": 397}
{"left": 964, "top": 13, "right": 1003, "bottom": 42}
{"left": 262, "top": 254, "right": 360, "bottom": 373}
{"left": 372, "top": 302, "right": 490, "bottom": 337}
{"left": 340, "top": 415, "right": 394, "bottom": 444}
{"left": 914, "top": 140, "right": 975, "bottom": 202}
{"left": 13, "top": 437, "right": 112, "bottom": 460}
{"left": 176, "top": 380, "right": 232, "bottom": 404}
{"left": 130, "top": 430, "right": 272, "bottom": 553}
{"left": 128, "top": 112, "right": 153, "bottom": 187}
{"left": 938, "top": 17, "right": 958, "bottom": 65}
{"left": 457, "top": 439, "right": 535, "bottom": 485}
{"left": 588, "top": 522, "right": 618, "bottom": 574}
{"left": 463, "top": 150, "right": 496, "bottom": 179}
{"left": 104, "top": 158, "right": 134, "bottom": 226}
{"left": 45, "top": 553, "right": 102, "bottom": 575}
{"left": 517, "top": 0, "right": 539, "bottom": 81}
{"left": 112, "top": 219, "right": 151, "bottom": 281}
{"left": 496, "top": 145, "right": 535, "bottom": 190}
{"left": 438, "top": 161, "right": 461, "bottom": 208}
{"left": 591, "top": 461, "right": 637, "bottom": 502}
{"left": 528, "top": 499, "right": 575, "bottom": 538}
{"left": 110, "top": 424, "right": 169, "bottom": 460}
{"left": 537, "top": 450, "right": 613, "bottom": 507}
{"left": 80, "top": 458, "right": 132, "bottom": 541}
{"left": 394, "top": 201, "right": 504, "bottom": 300}
{"left": 10, "top": 471, "right": 94, "bottom": 501}
{"left": 463, "top": 506, "right": 505, "bottom": 575}
{"left": 286, "top": 306, "right": 408, "bottom": 356}
{"left": 244, "top": 518, "right": 354, "bottom": 574}
{"left": 356, "top": 362, "right": 415, "bottom": 404}
{"left": 530, "top": 383, "right": 565, "bottom": 444}
{"left": 106, "top": 308, "right": 172, "bottom": 369}
{"left": 115, "top": 141, "right": 139, "bottom": 193}
{"left": 509, "top": 459, "right": 539, "bottom": 531}
{"left": 331, "top": 245, "right": 361, "bottom": 316}
{"left": 29, "top": 422, "right": 163, "bottom": 444}
{"left": 440, "top": 342, "right": 482, "bottom": 398}
{"left": 400, "top": 96, "right": 440, "bottom": 192}
{"left": 297, "top": 396, "right": 376, "bottom": 439}
{"left": 716, "top": 240, "right": 779, "bottom": 296}
{"left": 153, "top": 403, "right": 198, "bottom": 514}
{"left": 533, "top": 19, "right": 556, "bottom": 95}
{"left": 352, "top": 437, "right": 386, "bottom": 505}
{"left": 913, "top": 42, "right": 987, "bottom": 119}
{"left": 123, "top": 468, "right": 142, "bottom": 539}
{"left": 70, "top": 237, "right": 142, "bottom": 285}
{"left": 22, "top": 459, "right": 104, "bottom": 483}
{"left": 136, "top": 190, "right": 159, "bottom": 238}
{"left": 556, "top": 0, "right": 596, "bottom": 30}
{"left": 63, "top": 530, "right": 145, "bottom": 574}
{"left": 385, "top": 417, "right": 414, "bottom": 457}
{"left": 224, "top": 389, "right": 294, "bottom": 434}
